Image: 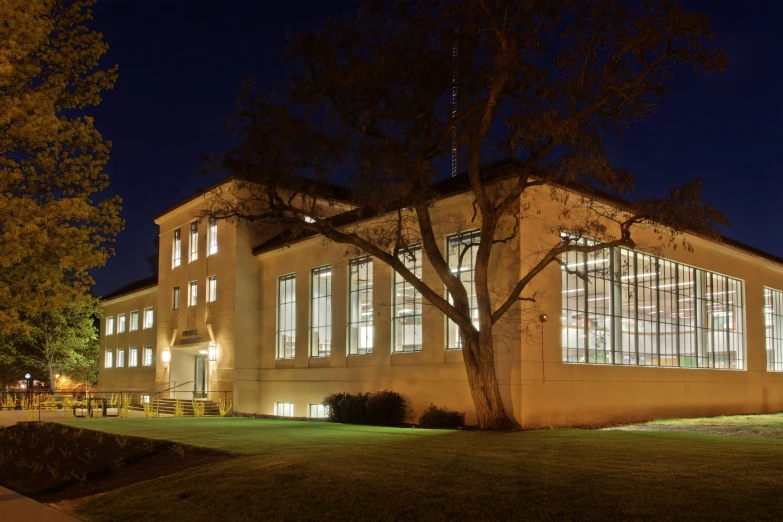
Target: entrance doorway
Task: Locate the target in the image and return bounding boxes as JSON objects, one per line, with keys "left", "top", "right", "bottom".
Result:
{"left": 195, "top": 356, "right": 207, "bottom": 399}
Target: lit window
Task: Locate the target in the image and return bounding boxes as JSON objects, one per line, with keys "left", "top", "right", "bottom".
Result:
{"left": 117, "top": 348, "right": 125, "bottom": 368}
{"left": 189, "top": 221, "right": 199, "bottom": 262}
{"left": 207, "top": 276, "right": 217, "bottom": 303}
{"left": 561, "top": 239, "right": 745, "bottom": 369}
{"left": 765, "top": 288, "right": 783, "bottom": 372}
{"left": 143, "top": 307, "right": 154, "bottom": 329}
{"left": 275, "top": 402, "right": 294, "bottom": 417}
{"left": 172, "top": 229, "right": 182, "bottom": 268}
{"left": 129, "top": 347, "right": 139, "bottom": 367}
{"left": 348, "top": 257, "right": 373, "bottom": 355}
{"left": 207, "top": 218, "right": 218, "bottom": 256}
{"left": 130, "top": 311, "right": 139, "bottom": 331}
{"left": 189, "top": 281, "right": 198, "bottom": 306}
{"left": 277, "top": 274, "right": 296, "bottom": 359}
{"left": 117, "top": 313, "right": 126, "bottom": 334}
{"left": 105, "top": 350, "right": 113, "bottom": 368}
{"left": 143, "top": 346, "right": 153, "bottom": 366}
{"left": 393, "top": 245, "right": 423, "bottom": 353}
{"left": 142, "top": 395, "right": 150, "bottom": 404}
{"left": 105, "top": 316, "right": 114, "bottom": 336}
{"left": 309, "top": 404, "right": 330, "bottom": 418}
{"left": 446, "top": 230, "right": 480, "bottom": 350}
{"left": 173, "top": 286, "right": 180, "bottom": 310}
{"left": 310, "top": 266, "right": 332, "bottom": 357}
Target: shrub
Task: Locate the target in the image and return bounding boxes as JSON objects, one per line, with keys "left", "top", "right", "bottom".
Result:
{"left": 323, "top": 392, "right": 368, "bottom": 424}
{"left": 418, "top": 405, "right": 466, "bottom": 429}
{"left": 365, "top": 390, "right": 411, "bottom": 426}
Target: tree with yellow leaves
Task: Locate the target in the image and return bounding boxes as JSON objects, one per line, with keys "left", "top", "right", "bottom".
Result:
{"left": 0, "top": 0, "right": 123, "bottom": 334}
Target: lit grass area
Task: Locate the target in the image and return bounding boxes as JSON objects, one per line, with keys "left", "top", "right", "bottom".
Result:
{"left": 620, "top": 413, "right": 783, "bottom": 438}
{"left": 59, "top": 417, "right": 783, "bottom": 521}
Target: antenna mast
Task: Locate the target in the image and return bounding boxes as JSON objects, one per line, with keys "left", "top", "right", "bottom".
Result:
{"left": 451, "top": 27, "right": 458, "bottom": 177}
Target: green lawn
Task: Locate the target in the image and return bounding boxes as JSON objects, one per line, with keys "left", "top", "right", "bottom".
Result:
{"left": 61, "top": 417, "right": 783, "bottom": 521}
{"left": 622, "top": 414, "right": 783, "bottom": 439}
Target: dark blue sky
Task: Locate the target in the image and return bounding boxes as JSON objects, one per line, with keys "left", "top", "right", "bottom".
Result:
{"left": 90, "top": 0, "right": 782, "bottom": 296}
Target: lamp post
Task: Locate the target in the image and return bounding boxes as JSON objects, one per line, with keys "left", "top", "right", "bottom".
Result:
{"left": 24, "top": 373, "right": 31, "bottom": 408}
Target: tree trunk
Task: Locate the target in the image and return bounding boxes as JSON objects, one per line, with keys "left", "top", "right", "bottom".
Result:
{"left": 461, "top": 332, "right": 518, "bottom": 430}
{"left": 48, "top": 365, "right": 57, "bottom": 393}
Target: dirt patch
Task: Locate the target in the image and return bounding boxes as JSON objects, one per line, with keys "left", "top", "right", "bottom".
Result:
{"left": 0, "top": 422, "right": 232, "bottom": 503}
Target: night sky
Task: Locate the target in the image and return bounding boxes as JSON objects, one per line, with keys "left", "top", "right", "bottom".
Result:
{"left": 89, "top": 0, "right": 782, "bottom": 297}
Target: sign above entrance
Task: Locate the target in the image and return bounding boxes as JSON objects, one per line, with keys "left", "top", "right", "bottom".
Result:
{"left": 178, "top": 329, "right": 201, "bottom": 345}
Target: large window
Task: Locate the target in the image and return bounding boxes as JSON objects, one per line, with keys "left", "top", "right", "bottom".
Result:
{"left": 275, "top": 402, "right": 294, "bottom": 417}
{"left": 105, "top": 350, "right": 113, "bottom": 368}
{"left": 207, "top": 276, "right": 217, "bottom": 303}
{"left": 117, "top": 313, "right": 126, "bottom": 334}
{"left": 208, "top": 218, "right": 218, "bottom": 256}
{"left": 561, "top": 240, "right": 745, "bottom": 369}
{"left": 310, "top": 266, "right": 332, "bottom": 357}
{"left": 143, "top": 346, "right": 153, "bottom": 366}
{"left": 393, "top": 245, "right": 423, "bottom": 352}
{"left": 277, "top": 274, "right": 296, "bottom": 359}
{"left": 348, "top": 257, "right": 374, "bottom": 355}
{"left": 130, "top": 310, "right": 139, "bottom": 331}
{"left": 143, "top": 307, "right": 154, "bottom": 329}
{"left": 765, "top": 288, "right": 783, "bottom": 372}
{"left": 189, "top": 281, "right": 198, "bottom": 306}
{"left": 106, "top": 316, "right": 114, "bottom": 336}
{"left": 446, "top": 230, "right": 480, "bottom": 349}
{"left": 173, "top": 286, "right": 180, "bottom": 310}
{"left": 129, "top": 347, "right": 139, "bottom": 367}
{"left": 189, "top": 221, "right": 198, "bottom": 262}
{"left": 172, "top": 229, "right": 182, "bottom": 268}
{"left": 117, "top": 348, "right": 125, "bottom": 368}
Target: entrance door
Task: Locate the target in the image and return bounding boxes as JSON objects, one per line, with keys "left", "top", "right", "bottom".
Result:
{"left": 195, "top": 356, "right": 207, "bottom": 399}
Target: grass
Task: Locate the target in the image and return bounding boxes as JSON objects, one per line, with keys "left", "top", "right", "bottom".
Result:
{"left": 58, "top": 416, "right": 783, "bottom": 521}
{"left": 620, "top": 414, "right": 783, "bottom": 439}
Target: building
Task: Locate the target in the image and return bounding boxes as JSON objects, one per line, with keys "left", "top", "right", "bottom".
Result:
{"left": 97, "top": 171, "right": 783, "bottom": 427}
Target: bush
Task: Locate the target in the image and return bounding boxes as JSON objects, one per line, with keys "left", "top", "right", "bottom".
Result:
{"left": 323, "top": 392, "right": 368, "bottom": 424}
{"left": 418, "top": 405, "right": 466, "bottom": 429}
{"left": 365, "top": 390, "right": 411, "bottom": 426}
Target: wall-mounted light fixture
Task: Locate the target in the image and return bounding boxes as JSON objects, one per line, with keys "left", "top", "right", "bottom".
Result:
{"left": 208, "top": 343, "right": 218, "bottom": 362}
{"left": 162, "top": 348, "right": 171, "bottom": 363}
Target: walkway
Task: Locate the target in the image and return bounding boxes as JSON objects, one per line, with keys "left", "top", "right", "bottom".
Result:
{"left": 0, "top": 487, "right": 80, "bottom": 521}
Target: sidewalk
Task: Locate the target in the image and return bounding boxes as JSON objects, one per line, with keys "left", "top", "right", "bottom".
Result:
{"left": 0, "top": 487, "right": 80, "bottom": 521}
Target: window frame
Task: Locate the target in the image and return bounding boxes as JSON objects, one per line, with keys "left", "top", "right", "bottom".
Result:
{"left": 765, "top": 287, "right": 783, "bottom": 372}
{"left": 105, "top": 316, "right": 114, "bottom": 336}
{"left": 105, "top": 350, "right": 113, "bottom": 368}
{"left": 189, "top": 221, "right": 199, "bottom": 263}
{"left": 129, "top": 346, "right": 139, "bottom": 367}
{"left": 189, "top": 281, "right": 198, "bottom": 307}
{"left": 446, "top": 230, "right": 481, "bottom": 350}
{"left": 173, "top": 286, "right": 180, "bottom": 310}
{"left": 207, "top": 275, "right": 217, "bottom": 303}
{"left": 310, "top": 266, "right": 332, "bottom": 358}
{"left": 116, "top": 348, "right": 125, "bottom": 368}
{"left": 143, "top": 307, "right": 154, "bottom": 329}
{"left": 276, "top": 274, "right": 296, "bottom": 359}
{"left": 348, "top": 257, "right": 374, "bottom": 355}
{"left": 117, "top": 313, "right": 126, "bottom": 334}
{"left": 143, "top": 346, "right": 153, "bottom": 366}
{"left": 130, "top": 310, "right": 139, "bottom": 331}
{"left": 309, "top": 404, "right": 331, "bottom": 418}
{"left": 207, "top": 218, "right": 218, "bottom": 256}
{"left": 393, "top": 245, "right": 423, "bottom": 353}
{"left": 172, "top": 228, "right": 182, "bottom": 268}
{"left": 275, "top": 402, "right": 294, "bottom": 417}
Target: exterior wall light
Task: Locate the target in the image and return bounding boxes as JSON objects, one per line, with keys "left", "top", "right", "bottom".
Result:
{"left": 162, "top": 348, "right": 171, "bottom": 363}
{"left": 208, "top": 343, "right": 218, "bottom": 362}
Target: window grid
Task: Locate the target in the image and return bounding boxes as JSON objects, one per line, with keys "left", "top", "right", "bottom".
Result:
{"left": 310, "top": 266, "right": 332, "bottom": 357}
{"left": 143, "top": 346, "right": 153, "bottom": 366}
{"left": 765, "top": 288, "right": 783, "bottom": 372}
{"left": 393, "top": 245, "right": 423, "bottom": 353}
{"left": 106, "top": 316, "right": 114, "bottom": 336}
{"left": 561, "top": 240, "right": 745, "bottom": 370}
{"left": 275, "top": 402, "right": 294, "bottom": 417}
{"left": 117, "top": 313, "right": 126, "bottom": 334}
{"left": 208, "top": 218, "right": 218, "bottom": 255}
{"left": 446, "top": 230, "right": 480, "bottom": 350}
{"left": 277, "top": 274, "right": 296, "bottom": 359}
{"left": 129, "top": 347, "right": 139, "bottom": 367}
{"left": 173, "top": 286, "right": 180, "bottom": 310}
{"left": 309, "top": 404, "right": 331, "bottom": 418}
{"left": 143, "top": 307, "right": 154, "bottom": 329}
{"left": 190, "top": 221, "right": 198, "bottom": 262}
{"left": 348, "top": 257, "right": 374, "bottom": 355}
{"left": 130, "top": 311, "right": 139, "bottom": 331}
{"left": 189, "top": 281, "right": 198, "bottom": 307}
{"left": 207, "top": 276, "right": 217, "bottom": 303}
{"left": 117, "top": 348, "right": 125, "bottom": 368}
{"left": 105, "top": 350, "right": 113, "bottom": 368}
{"left": 172, "top": 229, "right": 181, "bottom": 268}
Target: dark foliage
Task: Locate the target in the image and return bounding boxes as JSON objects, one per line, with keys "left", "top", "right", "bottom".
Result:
{"left": 365, "top": 390, "right": 411, "bottom": 426}
{"left": 418, "top": 405, "right": 466, "bottom": 429}
{"left": 323, "top": 392, "right": 368, "bottom": 424}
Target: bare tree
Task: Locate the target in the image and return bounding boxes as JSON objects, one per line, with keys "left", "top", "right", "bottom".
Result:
{"left": 207, "top": 0, "right": 727, "bottom": 429}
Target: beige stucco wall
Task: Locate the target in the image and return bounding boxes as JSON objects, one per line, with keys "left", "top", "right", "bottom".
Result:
{"left": 97, "top": 286, "right": 158, "bottom": 391}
